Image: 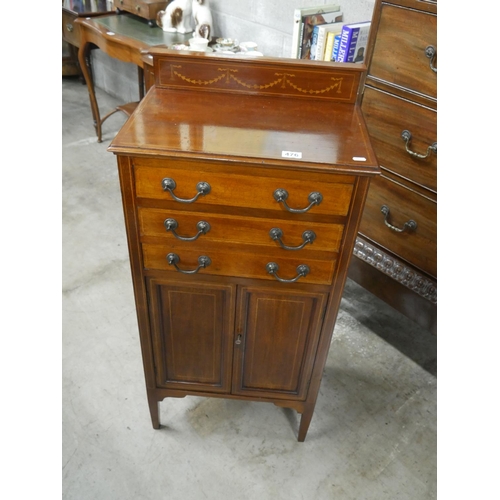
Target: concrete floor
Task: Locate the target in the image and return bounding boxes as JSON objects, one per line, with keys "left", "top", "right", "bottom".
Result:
{"left": 62, "top": 76, "right": 437, "bottom": 500}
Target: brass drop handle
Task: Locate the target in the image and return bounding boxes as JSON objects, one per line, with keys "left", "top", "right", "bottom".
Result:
{"left": 381, "top": 205, "right": 417, "bottom": 233}
{"left": 166, "top": 253, "right": 211, "bottom": 274}
{"left": 235, "top": 334, "right": 242, "bottom": 345}
{"left": 164, "top": 218, "right": 211, "bottom": 241}
{"left": 425, "top": 45, "right": 437, "bottom": 73}
{"left": 161, "top": 178, "right": 211, "bottom": 203}
{"left": 66, "top": 23, "right": 74, "bottom": 32}
{"left": 136, "top": 4, "right": 141, "bottom": 11}
{"left": 401, "top": 130, "right": 437, "bottom": 159}
{"left": 269, "top": 228, "right": 316, "bottom": 250}
{"left": 266, "top": 262, "right": 310, "bottom": 283}
{"left": 273, "top": 189, "right": 323, "bottom": 213}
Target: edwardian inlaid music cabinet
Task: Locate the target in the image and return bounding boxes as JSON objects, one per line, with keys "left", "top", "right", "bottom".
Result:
{"left": 349, "top": 0, "right": 437, "bottom": 332}
{"left": 108, "top": 48, "right": 379, "bottom": 441}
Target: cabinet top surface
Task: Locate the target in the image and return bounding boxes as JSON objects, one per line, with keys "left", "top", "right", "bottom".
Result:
{"left": 109, "top": 51, "right": 379, "bottom": 175}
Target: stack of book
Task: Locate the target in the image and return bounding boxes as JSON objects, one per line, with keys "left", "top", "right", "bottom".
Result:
{"left": 291, "top": 4, "right": 371, "bottom": 64}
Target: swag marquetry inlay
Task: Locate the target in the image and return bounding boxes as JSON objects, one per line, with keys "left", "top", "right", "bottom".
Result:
{"left": 157, "top": 56, "right": 359, "bottom": 101}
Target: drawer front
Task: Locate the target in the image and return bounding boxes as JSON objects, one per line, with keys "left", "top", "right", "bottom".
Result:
{"left": 359, "top": 175, "right": 436, "bottom": 277}
{"left": 142, "top": 243, "right": 337, "bottom": 285}
{"left": 370, "top": 4, "right": 437, "bottom": 99}
{"left": 62, "top": 10, "right": 80, "bottom": 46}
{"left": 362, "top": 87, "right": 437, "bottom": 191}
{"left": 134, "top": 164, "right": 354, "bottom": 217}
{"left": 114, "top": 0, "right": 167, "bottom": 18}
{"left": 138, "top": 208, "right": 344, "bottom": 253}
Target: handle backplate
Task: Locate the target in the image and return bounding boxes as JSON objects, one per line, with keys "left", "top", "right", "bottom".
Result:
{"left": 269, "top": 228, "right": 316, "bottom": 250}
{"left": 266, "top": 262, "right": 310, "bottom": 283}
{"left": 401, "top": 130, "right": 437, "bottom": 159}
{"left": 381, "top": 205, "right": 417, "bottom": 233}
{"left": 161, "top": 178, "right": 211, "bottom": 203}
{"left": 425, "top": 45, "right": 437, "bottom": 73}
{"left": 164, "top": 218, "right": 210, "bottom": 241}
{"left": 166, "top": 253, "right": 211, "bottom": 274}
{"left": 273, "top": 189, "right": 323, "bottom": 214}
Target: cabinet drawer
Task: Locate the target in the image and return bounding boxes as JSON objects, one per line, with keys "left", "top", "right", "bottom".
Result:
{"left": 370, "top": 4, "right": 436, "bottom": 99}
{"left": 114, "top": 0, "right": 167, "bottom": 19}
{"left": 359, "top": 175, "right": 436, "bottom": 277}
{"left": 62, "top": 10, "right": 80, "bottom": 46}
{"left": 362, "top": 87, "right": 436, "bottom": 191}
{"left": 138, "top": 208, "right": 344, "bottom": 253}
{"left": 134, "top": 163, "right": 354, "bottom": 217}
{"left": 142, "top": 243, "right": 337, "bottom": 285}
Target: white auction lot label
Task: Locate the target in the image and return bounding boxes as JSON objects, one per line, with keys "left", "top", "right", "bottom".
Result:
{"left": 282, "top": 151, "right": 302, "bottom": 159}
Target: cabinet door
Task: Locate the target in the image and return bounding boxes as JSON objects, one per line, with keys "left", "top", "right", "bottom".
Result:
{"left": 147, "top": 276, "right": 236, "bottom": 393}
{"left": 232, "top": 285, "right": 328, "bottom": 401}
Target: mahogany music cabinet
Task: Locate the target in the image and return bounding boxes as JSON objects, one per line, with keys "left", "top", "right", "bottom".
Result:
{"left": 108, "top": 48, "right": 379, "bottom": 441}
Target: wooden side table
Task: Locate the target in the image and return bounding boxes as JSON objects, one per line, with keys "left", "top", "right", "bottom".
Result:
{"left": 75, "top": 13, "right": 191, "bottom": 142}
{"left": 62, "top": 1, "right": 113, "bottom": 77}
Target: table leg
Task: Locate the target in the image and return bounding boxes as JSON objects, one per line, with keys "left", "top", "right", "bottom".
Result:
{"left": 78, "top": 40, "right": 103, "bottom": 142}
{"left": 138, "top": 66, "right": 145, "bottom": 100}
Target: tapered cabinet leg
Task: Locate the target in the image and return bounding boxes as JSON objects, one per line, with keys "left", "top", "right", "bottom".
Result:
{"left": 298, "top": 405, "right": 315, "bottom": 442}
{"left": 147, "top": 393, "right": 160, "bottom": 429}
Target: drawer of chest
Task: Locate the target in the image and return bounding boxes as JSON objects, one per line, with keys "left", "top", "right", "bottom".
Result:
{"left": 362, "top": 87, "right": 437, "bottom": 191}
{"left": 133, "top": 161, "right": 354, "bottom": 217}
{"left": 62, "top": 10, "right": 80, "bottom": 47}
{"left": 142, "top": 242, "right": 337, "bottom": 285}
{"left": 359, "top": 175, "right": 436, "bottom": 278}
{"left": 369, "top": 3, "right": 437, "bottom": 99}
{"left": 114, "top": 0, "right": 167, "bottom": 20}
{"left": 138, "top": 208, "right": 344, "bottom": 253}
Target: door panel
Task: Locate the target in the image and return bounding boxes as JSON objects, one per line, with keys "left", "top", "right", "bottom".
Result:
{"left": 147, "top": 276, "right": 236, "bottom": 393}
{"left": 232, "top": 285, "right": 328, "bottom": 400}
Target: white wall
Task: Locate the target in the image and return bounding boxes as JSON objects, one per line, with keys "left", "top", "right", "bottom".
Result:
{"left": 210, "top": 0, "right": 375, "bottom": 58}
{"left": 92, "top": 0, "right": 375, "bottom": 101}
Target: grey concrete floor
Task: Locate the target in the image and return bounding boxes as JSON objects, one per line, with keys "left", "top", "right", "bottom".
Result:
{"left": 62, "top": 76, "right": 437, "bottom": 500}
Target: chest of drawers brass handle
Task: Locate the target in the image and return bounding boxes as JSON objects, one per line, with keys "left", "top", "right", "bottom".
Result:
{"left": 401, "top": 130, "right": 437, "bottom": 159}
{"left": 425, "top": 45, "right": 437, "bottom": 73}
{"left": 381, "top": 205, "right": 417, "bottom": 233}
{"left": 266, "top": 262, "right": 310, "bottom": 283}
{"left": 161, "top": 178, "right": 211, "bottom": 203}
{"left": 269, "top": 228, "right": 316, "bottom": 250}
{"left": 166, "top": 253, "right": 211, "bottom": 274}
{"left": 164, "top": 218, "right": 211, "bottom": 241}
{"left": 273, "top": 189, "right": 323, "bottom": 213}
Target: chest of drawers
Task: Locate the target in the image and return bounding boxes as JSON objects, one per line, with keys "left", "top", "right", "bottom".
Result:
{"left": 349, "top": 0, "right": 437, "bottom": 332}
{"left": 109, "top": 49, "right": 379, "bottom": 441}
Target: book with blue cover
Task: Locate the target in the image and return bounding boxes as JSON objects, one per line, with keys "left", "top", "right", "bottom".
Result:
{"left": 331, "top": 34, "right": 342, "bottom": 62}
{"left": 336, "top": 21, "right": 371, "bottom": 63}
